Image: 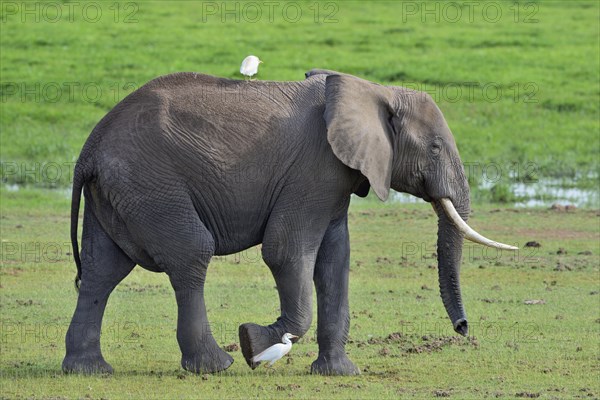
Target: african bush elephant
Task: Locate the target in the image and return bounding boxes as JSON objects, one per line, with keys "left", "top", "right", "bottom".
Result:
{"left": 63, "top": 69, "right": 516, "bottom": 376}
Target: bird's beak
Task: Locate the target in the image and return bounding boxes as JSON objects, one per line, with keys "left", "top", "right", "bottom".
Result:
{"left": 259, "top": 60, "right": 264, "bottom": 64}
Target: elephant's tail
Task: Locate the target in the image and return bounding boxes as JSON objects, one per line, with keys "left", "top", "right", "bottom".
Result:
{"left": 71, "top": 162, "right": 85, "bottom": 292}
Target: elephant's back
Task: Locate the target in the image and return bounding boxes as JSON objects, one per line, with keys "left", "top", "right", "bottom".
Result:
{"left": 129, "top": 72, "right": 325, "bottom": 163}
{"left": 78, "top": 70, "right": 328, "bottom": 196}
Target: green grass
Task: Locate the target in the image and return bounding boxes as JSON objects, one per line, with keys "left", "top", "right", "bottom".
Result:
{"left": 1, "top": 1, "right": 599, "bottom": 195}
{"left": 1, "top": 188, "right": 599, "bottom": 398}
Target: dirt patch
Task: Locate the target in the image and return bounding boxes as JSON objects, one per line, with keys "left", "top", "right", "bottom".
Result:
{"left": 375, "top": 256, "right": 393, "bottom": 265}
{"left": 515, "top": 392, "right": 540, "bottom": 398}
{"left": 406, "top": 335, "right": 479, "bottom": 354}
{"left": 120, "top": 282, "right": 168, "bottom": 293}
{"left": 337, "top": 383, "right": 362, "bottom": 389}
{"left": 16, "top": 299, "right": 42, "bottom": 307}
{"left": 481, "top": 298, "right": 502, "bottom": 303}
{"left": 276, "top": 384, "right": 301, "bottom": 391}
{"left": 356, "top": 332, "right": 479, "bottom": 355}
{"left": 549, "top": 204, "right": 577, "bottom": 212}
{"left": 223, "top": 343, "right": 239, "bottom": 352}
{"left": 0, "top": 267, "right": 23, "bottom": 276}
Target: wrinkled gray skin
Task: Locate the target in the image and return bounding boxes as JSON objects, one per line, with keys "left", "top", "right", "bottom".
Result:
{"left": 63, "top": 70, "right": 470, "bottom": 376}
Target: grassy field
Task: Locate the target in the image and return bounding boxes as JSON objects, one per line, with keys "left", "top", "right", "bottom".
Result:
{"left": 1, "top": 1, "right": 599, "bottom": 197}
{"left": 1, "top": 188, "right": 599, "bottom": 398}
{"left": 1, "top": 1, "right": 599, "bottom": 399}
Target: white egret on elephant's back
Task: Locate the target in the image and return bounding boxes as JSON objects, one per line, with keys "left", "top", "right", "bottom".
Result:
{"left": 240, "top": 55, "right": 263, "bottom": 80}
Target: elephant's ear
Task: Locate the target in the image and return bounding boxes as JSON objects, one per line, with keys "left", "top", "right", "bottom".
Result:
{"left": 324, "top": 74, "right": 395, "bottom": 201}
{"left": 305, "top": 69, "right": 348, "bottom": 79}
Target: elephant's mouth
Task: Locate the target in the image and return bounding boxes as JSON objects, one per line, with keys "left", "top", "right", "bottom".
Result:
{"left": 419, "top": 190, "right": 433, "bottom": 203}
{"left": 420, "top": 193, "right": 433, "bottom": 202}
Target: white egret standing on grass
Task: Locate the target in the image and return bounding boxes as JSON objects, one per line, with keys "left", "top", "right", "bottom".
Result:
{"left": 252, "top": 333, "right": 298, "bottom": 369}
{"left": 240, "top": 55, "right": 263, "bottom": 80}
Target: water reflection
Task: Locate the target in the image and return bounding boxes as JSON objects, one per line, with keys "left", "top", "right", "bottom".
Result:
{"left": 388, "top": 179, "right": 599, "bottom": 208}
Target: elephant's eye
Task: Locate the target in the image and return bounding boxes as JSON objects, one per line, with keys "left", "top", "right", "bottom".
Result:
{"left": 431, "top": 137, "right": 443, "bottom": 156}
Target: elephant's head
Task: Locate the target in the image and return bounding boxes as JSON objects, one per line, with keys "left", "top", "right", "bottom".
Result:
{"left": 323, "top": 74, "right": 517, "bottom": 336}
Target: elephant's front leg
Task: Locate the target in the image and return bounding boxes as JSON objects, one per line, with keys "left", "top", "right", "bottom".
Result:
{"left": 239, "top": 214, "right": 326, "bottom": 369}
{"left": 311, "top": 215, "right": 360, "bottom": 375}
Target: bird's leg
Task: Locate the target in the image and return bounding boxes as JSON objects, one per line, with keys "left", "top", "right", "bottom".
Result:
{"left": 265, "top": 363, "right": 276, "bottom": 372}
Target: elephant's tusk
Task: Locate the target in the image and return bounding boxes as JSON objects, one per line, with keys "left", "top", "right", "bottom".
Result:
{"left": 438, "top": 198, "right": 519, "bottom": 251}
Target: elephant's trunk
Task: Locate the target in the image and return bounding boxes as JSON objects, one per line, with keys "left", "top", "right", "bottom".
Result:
{"left": 434, "top": 198, "right": 469, "bottom": 336}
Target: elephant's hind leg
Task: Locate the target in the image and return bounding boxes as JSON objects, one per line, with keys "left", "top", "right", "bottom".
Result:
{"left": 167, "top": 237, "right": 234, "bottom": 374}
{"left": 63, "top": 206, "right": 135, "bottom": 374}
{"left": 170, "top": 276, "right": 234, "bottom": 373}
{"left": 122, "top": 196, "right": 233, "bottom": 374}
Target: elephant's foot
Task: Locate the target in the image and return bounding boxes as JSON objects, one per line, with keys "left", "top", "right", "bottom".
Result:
{"left": 311, "top": 353, "right": 360, "bottom": 376}
{"left": 62, "top": 353, "right": 113, "bottom": 374}
{"left": 239, "top": 323, "right": 282, "bottom": 369}
{"left": 181, "top": 348, "right": 233, "bottom": 374}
